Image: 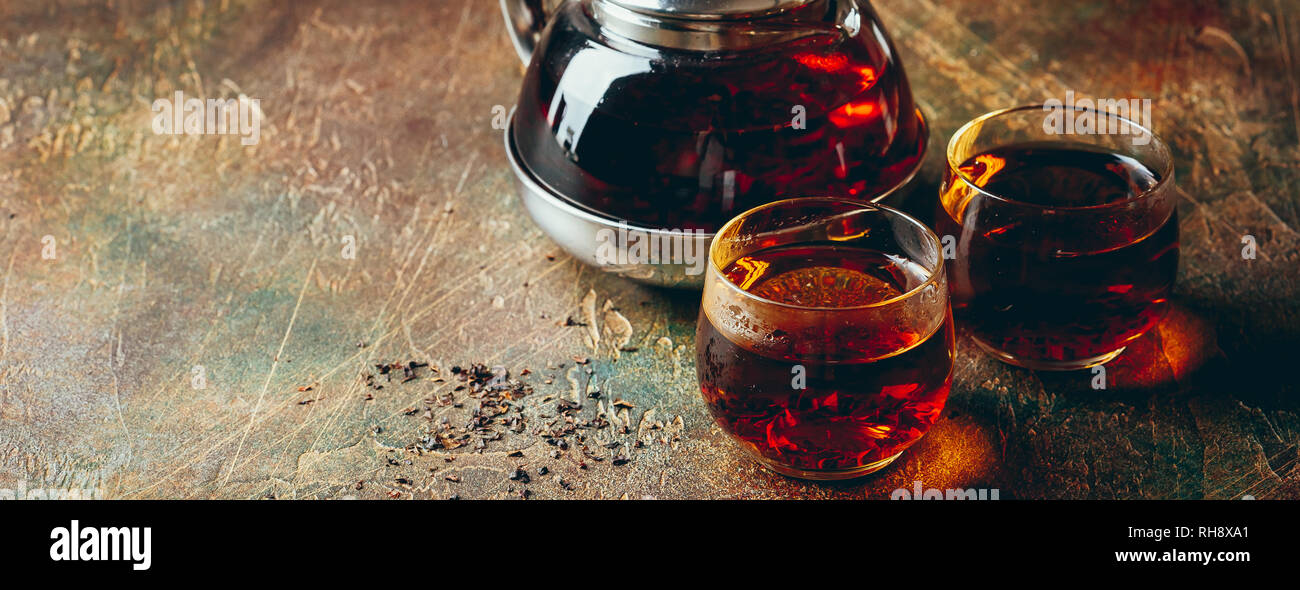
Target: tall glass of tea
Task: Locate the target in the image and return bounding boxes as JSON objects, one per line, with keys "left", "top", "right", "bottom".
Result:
{"left": 697, "top": 198, "right": 954, "bottom": 480}
{"left": 938, "top": 105, "right": 1178, "bottom": 370}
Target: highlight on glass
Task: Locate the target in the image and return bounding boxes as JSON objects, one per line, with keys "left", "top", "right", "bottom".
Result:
{"left": 696, "top": 198, "right": 955, "bottom": 480}
{"left": 938, "top": 104, "right": 1178, "bottom": 371}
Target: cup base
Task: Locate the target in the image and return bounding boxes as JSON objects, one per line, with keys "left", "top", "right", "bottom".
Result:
{"left": 972, "top": 336, "right": 1125, "bottom": 371}
{"left": 753, "top": 452, "right": 904, "bottom": 481}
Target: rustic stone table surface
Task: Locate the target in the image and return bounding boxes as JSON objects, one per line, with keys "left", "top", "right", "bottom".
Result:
{"left": 0, "top": 0, "right": 1297, "bottom": 500}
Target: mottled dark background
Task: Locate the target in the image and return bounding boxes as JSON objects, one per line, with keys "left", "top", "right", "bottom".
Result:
{"left": 0, "top": 0, "right": 1296, "bottom": 499}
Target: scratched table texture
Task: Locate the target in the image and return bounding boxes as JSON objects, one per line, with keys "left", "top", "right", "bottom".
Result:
{"left": 0, "top": 0, "right": 1297, "bottom": 500}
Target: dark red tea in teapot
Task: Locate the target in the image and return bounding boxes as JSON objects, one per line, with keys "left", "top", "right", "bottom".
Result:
{"left": 512, "top": 0, "right": 926, "bottom": 232}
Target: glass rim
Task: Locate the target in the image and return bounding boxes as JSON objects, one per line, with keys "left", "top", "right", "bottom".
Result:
{"left": 945, "top": 104, "right": 1175, "bottom": 212}
{"left": 707, "top": 197, "right": 945, "bottom": 312}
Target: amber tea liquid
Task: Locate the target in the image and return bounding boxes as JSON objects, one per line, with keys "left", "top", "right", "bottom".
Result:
{"left": 938, "top": 142, "right": 1179, "bottom": 366}
{"left": 697, "top": 244, "right": 954, "bottom": 476}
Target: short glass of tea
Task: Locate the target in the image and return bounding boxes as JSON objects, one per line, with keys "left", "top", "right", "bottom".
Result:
{"left": 697, "top": 198, "right": 954, "bottom": 480}
{"left": 938, "top": 105, "right": 1178, "bottom": 371}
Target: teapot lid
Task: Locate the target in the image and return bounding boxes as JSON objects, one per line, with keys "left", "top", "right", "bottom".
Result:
{"left": 587, "top": 0, "right": 841, "bottom": 52}
{"left": 610, "top": 0, "right": 817, "bottom": 19}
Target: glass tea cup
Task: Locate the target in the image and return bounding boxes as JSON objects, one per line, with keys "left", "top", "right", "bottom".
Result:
{"left": 696, "top": 197, "right": 954, "bottom": 480}
{"left": 937, "top": 105, "right": 1178, "bottom": 370}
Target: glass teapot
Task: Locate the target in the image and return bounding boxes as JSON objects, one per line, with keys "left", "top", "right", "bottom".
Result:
{"left": 501, "top": 0, "right": 928, "bottom": 287}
